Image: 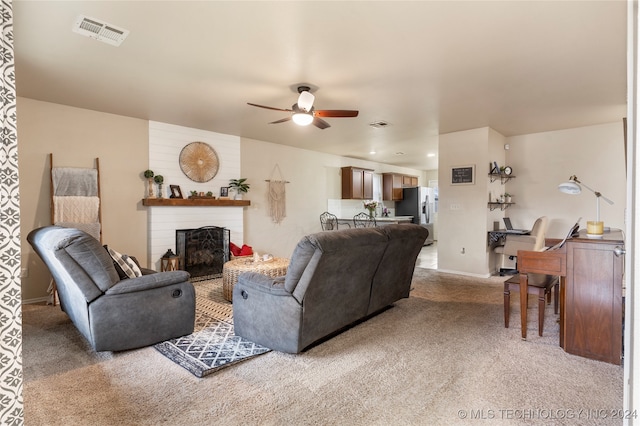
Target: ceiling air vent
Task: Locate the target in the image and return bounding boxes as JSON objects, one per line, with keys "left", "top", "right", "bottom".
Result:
{"left": 369, "top": 120, "right": 390, "bottom": 128}
{"left": 72, "top": 15, "right": 129, "bottom": 47}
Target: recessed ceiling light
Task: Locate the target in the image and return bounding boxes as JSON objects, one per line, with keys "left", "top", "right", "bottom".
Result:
{"left": 427, "top": 153, "right": 436, "bottom": 157}
{"left": 369, "top": 151, "right": 377, "bottom": 155}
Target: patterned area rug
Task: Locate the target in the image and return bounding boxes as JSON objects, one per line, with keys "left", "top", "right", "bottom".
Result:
{"left": 154, "top": 279, "right": 271, "bottom": 378}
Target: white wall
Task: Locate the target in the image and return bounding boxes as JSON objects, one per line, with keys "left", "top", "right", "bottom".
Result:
{"left": 436, "top": 122, "right": 626, "bottom": 277}
{"left": 147, "top": 122, "right": 243, "bottom": 270}
{"left": 438, "top": 127, "right": 494, "bottom": 276}
{"left": 505, "top": 122, "right": 626, "bottom": 238}
{"left": 240, "top": 137, "right": 424, "bottom": 258}
{"left": 18, "top": 98, "right": 149, "bottom": 301}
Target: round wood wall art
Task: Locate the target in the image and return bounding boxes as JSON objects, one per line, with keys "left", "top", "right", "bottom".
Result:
{"left": 179, "top": 142, "right": 219, "bottom": 182}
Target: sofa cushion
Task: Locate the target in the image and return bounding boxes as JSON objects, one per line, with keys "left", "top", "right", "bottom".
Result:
{"left": 368, "top": 224, "right": 429, "bottom": 314}
{"left": 48, "top": 229, "right": 120, "bottom": 294}
{"left": 286, "top": 227, "right": 389, "bottom": 329}
{"left": 283, "top": 236, "right": 318, "bottom": 294}
{"left": 285, "top": 227, "right": 388, "bottom": 292}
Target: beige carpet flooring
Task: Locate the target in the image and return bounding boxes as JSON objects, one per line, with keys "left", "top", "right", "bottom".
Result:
{"left": 22, "top": 269, "right": 624, "bottom": 425}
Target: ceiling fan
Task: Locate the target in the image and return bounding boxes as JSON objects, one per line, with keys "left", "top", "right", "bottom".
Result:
{"left": 247, "top": 86, "right": 359, "bottom": 129}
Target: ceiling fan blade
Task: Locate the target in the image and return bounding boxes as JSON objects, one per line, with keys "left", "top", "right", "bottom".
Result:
{"left": 269, "top": 117, "right": 292, "bottom": 124}
{"left": 314, "top": 109, "right": 359, "bottom": 118}
{"left": 247, "top": 103, "right": 292, "bottom": 112}
{"left": 313, "top": 117, "right": 331, "bottom": 129}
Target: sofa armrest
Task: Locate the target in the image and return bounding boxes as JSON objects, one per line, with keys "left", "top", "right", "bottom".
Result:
{"left": 236, "top": 272, "right": 289, "bottom": 296}
{"left": 233, "top": 272, "right": 303, "bottom": 353}
{"left": 105, "top": 270, "right": 190, "bottom": 295}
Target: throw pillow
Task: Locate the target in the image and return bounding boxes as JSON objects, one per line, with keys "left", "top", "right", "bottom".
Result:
{"left": 239, "top": 244, "right": 253, "bottom": 256}
{"left": 106, "top": 246, "right": 142, "bottom": 279}
{"left": 230, "top": 242, "right": 242, "bottom": 257}
{"left": 104, "top": 245, "right": 127, "bottom": 279}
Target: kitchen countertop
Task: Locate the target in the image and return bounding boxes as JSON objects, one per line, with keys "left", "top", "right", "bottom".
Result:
{"left": 338, "top": 216, "right": 413, "bottom": 223}
{"left": 374, "top": 216, "right": 413, "bottom": 222}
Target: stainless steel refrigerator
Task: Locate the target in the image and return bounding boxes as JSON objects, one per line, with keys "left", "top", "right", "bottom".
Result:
{"left": 395, "top": 187, "right": 435, "bottom": 245}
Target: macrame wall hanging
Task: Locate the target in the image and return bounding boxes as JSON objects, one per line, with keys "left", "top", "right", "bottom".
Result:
{"left": 266, "top": 164, "right": 289, "bottom": 224}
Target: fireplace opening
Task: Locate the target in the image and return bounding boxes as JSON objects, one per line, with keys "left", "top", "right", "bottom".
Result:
{"left": 176, "top": 226, "right": 230, "bottom": 280}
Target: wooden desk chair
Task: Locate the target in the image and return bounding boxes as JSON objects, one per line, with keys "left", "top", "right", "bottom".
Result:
{"left": 320, "top": 212, "right": 339, "bottom": 230}
{"left": 353, "top": 212, "right": 376, "bottom": 228}
{"left": 504, "top": 273, "right": 558, "bottom": 336}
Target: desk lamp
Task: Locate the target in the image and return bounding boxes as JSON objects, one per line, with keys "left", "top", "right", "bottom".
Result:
{"left": 558, "top": 175, "right": 614, "bottom": 237}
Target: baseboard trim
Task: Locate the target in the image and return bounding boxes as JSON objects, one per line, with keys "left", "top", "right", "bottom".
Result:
{"left": 22, "top": 296, "right": 50, "bottom": 305}
{"left": 435, "top": 268, "right": 492, "bottom": 279}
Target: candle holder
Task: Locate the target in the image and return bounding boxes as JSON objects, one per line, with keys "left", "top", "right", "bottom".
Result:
{"left": 161, "top": 249, "right": 179, "bottom": 272}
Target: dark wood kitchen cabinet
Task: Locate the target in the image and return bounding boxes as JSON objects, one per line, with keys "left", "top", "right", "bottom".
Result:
{"left": 382, "top": 173, "right": 403, "bottom": 200}
{"left": 382, "top": 173, "right": 418, "bottom": 201}
{"left": 402, "top": 175, "right": 418, "bottom": 187}
{"left": 341, "top": 167, "right": 373, "bottom": 199}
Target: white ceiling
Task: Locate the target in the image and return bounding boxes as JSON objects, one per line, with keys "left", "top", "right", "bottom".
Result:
{"left": 13, "top": 1, "right": 627, "bottom": 171}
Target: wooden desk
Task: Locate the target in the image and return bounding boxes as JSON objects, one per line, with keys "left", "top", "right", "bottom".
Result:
{"left": 488, "top": 230, "right": 530, "bottom": 246}
{"left": 517, "top": 230, "right": 624, "bottom": 365}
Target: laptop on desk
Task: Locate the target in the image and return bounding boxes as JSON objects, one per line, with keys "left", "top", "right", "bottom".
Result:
{"left": 502, "top": 217, "right": 529, "bottom": 234}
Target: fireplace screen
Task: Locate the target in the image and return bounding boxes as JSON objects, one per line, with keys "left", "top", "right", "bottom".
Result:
{"left": 176, "top": 226, "right": 230, "bottom": 280}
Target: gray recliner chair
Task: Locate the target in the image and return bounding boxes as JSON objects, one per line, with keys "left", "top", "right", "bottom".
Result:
{"left": 27, "top": 226, "right": 196, "bottom": 352}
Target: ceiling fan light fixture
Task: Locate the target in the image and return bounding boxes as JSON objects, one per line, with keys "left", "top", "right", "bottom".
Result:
{"left": 248, "top": 84, "right": 358, "bottom": 130}
{"left": 297, "top": 90, "right": 315, "bottom": 112}
{"left": 292, "top": 112, "right": 314, "bottom": 126}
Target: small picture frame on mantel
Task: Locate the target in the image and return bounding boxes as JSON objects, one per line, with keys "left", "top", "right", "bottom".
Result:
{"left": 169, "top": 185, "right": 183, "bottom": 199}
{"left": 219, "top": 186, "right": 229, "bottom": 199}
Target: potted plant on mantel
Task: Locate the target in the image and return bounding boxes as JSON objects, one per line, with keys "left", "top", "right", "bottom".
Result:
{"left": 154, "top": 175, "right": 164, "bottom": 198}
{"left": 229, "top": 178, "right": 250, "bottom": 200}
{"left": 143, "top": 170, "right": 155, "bottom": 198}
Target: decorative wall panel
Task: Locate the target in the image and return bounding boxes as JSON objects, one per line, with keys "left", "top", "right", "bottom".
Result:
{"left": 0, "top": 1, "right": 24, "bottom": 423}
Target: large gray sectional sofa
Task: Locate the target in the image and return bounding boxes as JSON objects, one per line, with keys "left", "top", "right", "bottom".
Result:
{"left": 233, "top": 224, "right": 428, "bottom": 353}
